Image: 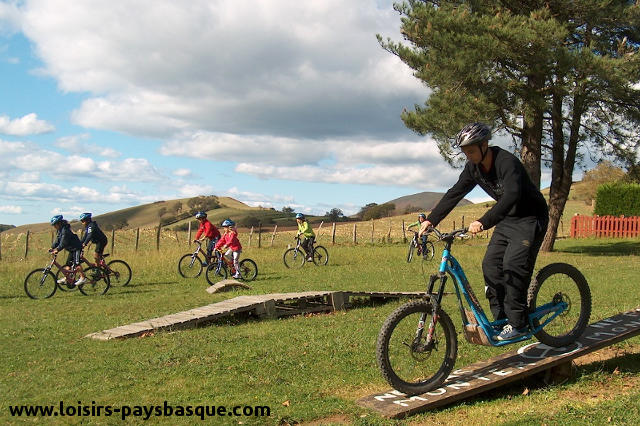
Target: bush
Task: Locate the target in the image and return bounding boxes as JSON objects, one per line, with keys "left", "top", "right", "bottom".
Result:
{"left": 594, "top": 183, "right": 640, "bottom": 216}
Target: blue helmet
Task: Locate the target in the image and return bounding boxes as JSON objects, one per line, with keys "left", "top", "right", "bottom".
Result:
{"left": 79, "top": 212, "right": 92, "bottom": 222}
{"left": 221, "top": 219, "right": 235, "bottom": 227}
{"left": 50, "top": 215, "right": 63, "bottom": 225}
{"left": 195, "top": 211, "right": 207, "bottom": 219}
{"left": 418, "top": 213, "right": 426, "bottom": 220}
{"left": 295, "top": 213, "right": 305, "bottom": 220}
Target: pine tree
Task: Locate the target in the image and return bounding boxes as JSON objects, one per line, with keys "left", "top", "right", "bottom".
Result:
{"left": 380, "top": 0, "right": 640, "bottom": 250}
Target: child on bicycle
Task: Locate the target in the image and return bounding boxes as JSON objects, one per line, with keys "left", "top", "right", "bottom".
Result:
{"left": 214, "top": 219, "right": 242, "bottom": 279}
{"left": 49, "top": 215, "right": 86, "bottom": 286}
{"left": 295, "top": 213, "right": 315, "bottom": 261}
{"left": 406, "top": 213, "right": 430, "bottom": 257}
{"left": 79, "top": 212, "right": 108, "bottom": 266}
{"left": 193, "top": 211, "right": 221, "bottom": 265}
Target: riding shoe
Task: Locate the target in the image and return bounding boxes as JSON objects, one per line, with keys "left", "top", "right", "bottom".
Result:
{"left": 74, "top": 277, "right": 87, "bottom": 286}
{"left": 57, "top": 277, "right": 67, "bottom": 284}
{"left": 496, "top": 324, "right": 528, "bottom": 341}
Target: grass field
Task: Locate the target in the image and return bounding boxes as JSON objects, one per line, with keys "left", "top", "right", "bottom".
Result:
{"left": 2, "top": 233, "right": 640, "bottom": 425}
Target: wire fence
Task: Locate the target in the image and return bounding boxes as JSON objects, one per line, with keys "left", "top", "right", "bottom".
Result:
{"left": 0, "top": 216, "right": 492, "bottom": 262}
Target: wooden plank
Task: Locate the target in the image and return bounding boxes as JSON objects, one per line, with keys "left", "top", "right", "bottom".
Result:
{"left": 86, "top": 291, "right": 437, "bottom": 341}
{"left": 358, "top": 307, "right": 640, "bottom": 419}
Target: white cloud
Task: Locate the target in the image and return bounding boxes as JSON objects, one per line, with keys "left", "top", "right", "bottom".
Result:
{"left": 17, "top": 0, "right": 425, "bottom": 140}
{"left": 8, "top": 150, "right": 163, "bottom": 182}
{"left": 0, "top": 205, "right": 22, "bottom": 214}
{"left": 0, "top": 180, "right": 166, "bottom": 205}
{"left": 235, "top": 162, "right": 459, "bottom": 189}
{"left": 0, "top": 139, "right": 30, "bottom": 155}
{"left": 178, "top": 184, "right": 215, "bottom": 197}
{"left": 0, "top": 1, "right": 21, "bottom": 35}
{"left": 161, "top": 132, "right": 328, "bottom": 166}
{"left": 172, "top": 168, "right": 192, "bottom": 178}
{"left": 0, "top": 113, "right": 54, "bottom": 135}
{"left": 55, "top": 134, "right": 121, "bottom": 158}
{"left": 50, "top": 205, "right": 85, "bottom": 217}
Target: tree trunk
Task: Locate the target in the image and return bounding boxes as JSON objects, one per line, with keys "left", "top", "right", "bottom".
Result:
{"left": 540, "top": 88, "right": 585, "bottom": 252}
{"left": 520, "top": 73, "right": 545, "bottom": 188}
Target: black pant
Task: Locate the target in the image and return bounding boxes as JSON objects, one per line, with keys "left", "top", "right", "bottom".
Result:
{"left": 482, "top": 216, "right": 547, "bottom": 330}
{"left": 301, "top": 237, "right": 315, "bottom": 256}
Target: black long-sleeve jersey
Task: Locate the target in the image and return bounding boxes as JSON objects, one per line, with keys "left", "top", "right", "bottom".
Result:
{"left": 81, "top": 220, "right": 108, "bottom": 245}
{"left": 427, "top": 147, "right": 548, "bottom": 230}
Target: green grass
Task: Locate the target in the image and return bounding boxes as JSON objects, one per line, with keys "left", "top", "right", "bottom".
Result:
{"left": 1, "top": 237, "right": 639, "bottom": 425}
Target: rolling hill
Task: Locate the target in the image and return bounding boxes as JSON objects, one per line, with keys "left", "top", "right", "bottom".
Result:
{"left": 1, "top": 196, "right": 296, "bottom": 235}
{"left": 384, "top": 191, "right": 472, "bottom": 215}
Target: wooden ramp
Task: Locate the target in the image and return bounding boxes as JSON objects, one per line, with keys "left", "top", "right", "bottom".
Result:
{"left": 358, "top": 307, "right": 640, "bottom": 419}
{"left": 86, "top": 290, "right": 424, "bottom": 340}
{"left": 205, "top": 279, "right": 252, "bottom": 294}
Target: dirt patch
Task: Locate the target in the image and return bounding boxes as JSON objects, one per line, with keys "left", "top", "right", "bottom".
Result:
{"left": 573, "top": 343, "right": 640, "bottom": 366}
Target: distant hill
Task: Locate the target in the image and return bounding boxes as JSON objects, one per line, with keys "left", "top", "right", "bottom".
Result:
{"left": 0, "top": 224, "right": 16, "bottom": 233}
{"left": 385, "top": 191, "right": 472, "bottom": 215}
{"left": 2, "top": 196, "right": 301, "bottom": 235}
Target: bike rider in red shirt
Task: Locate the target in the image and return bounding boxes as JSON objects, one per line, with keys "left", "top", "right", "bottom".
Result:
{"left": 193, "top": 211, "right": 221, "bottom": 265}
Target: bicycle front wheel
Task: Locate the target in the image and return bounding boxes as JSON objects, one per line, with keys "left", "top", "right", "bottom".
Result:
{"left": 205, "top": 264, "right": 228, "bottom": 285}
{"left": 178, "top": 254, "right": 203, "bottom": 278}
{"left": 106, "top": 260, "right": 132, "bottom": 286}
{"left": 238, "top": 259, "right": 258, "bottom": 281}
{"left": 283, "top": 248, "right": 305, "bottom": 268}
{"left": 78, "top": 266, "right": 111, "bottom": 296}
{"left": 376, "top": 300, "right": 457, "bottom": 395}
{"left": 24, "top": 269, "right": 57, "bottom": 299}
{"left": 407, "top": 242, "right": 415, "bottom": 263}
{"left": 528, "top": 263, "right": 591, "bottom": 347}
{"left": 55, "top": 268, "right": 78, "bottom": 292}
{"left": 312, "top": 246, "right": 329, "bottom": 266}
{"left": 422, "top": 241, "right": 435, "bottom": 261}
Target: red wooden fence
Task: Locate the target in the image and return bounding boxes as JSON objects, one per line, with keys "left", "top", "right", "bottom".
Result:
{"left": 570, "top": 215, "right": 640, "bottom": 238}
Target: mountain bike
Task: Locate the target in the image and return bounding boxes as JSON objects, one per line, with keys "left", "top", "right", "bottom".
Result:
{"left": 283, "top": 236, "right": 329, "bottom": 268}
{"left": 77, "top": 252, "right": 132, "bottom": 287}
{"left": 24, "top": 252, "right": 111, "bottom": 299}
{"left": 406, "top": 230, "right": 435, "bottom": 263}
{"left": 376, "top": 227, "right": 591, "bottom": 395}
{"left": 205, "top": 249, "right": 258, "bottom": 285}
{"left": 177, "top": 240, "right": 213, "bottom": 278}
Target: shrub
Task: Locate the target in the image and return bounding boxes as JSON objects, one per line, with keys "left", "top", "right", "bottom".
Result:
{"left": 594, "top": 182, "right": 640, "bottom": 216}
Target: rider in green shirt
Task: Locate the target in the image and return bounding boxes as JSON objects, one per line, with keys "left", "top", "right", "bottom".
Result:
{"left": 295, "top": 213, "right": 315, "bottom": 261}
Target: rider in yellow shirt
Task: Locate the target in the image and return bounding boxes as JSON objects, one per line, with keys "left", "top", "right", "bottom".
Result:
{"left": 295, "top": 213, "right": 315, "bottom": 261}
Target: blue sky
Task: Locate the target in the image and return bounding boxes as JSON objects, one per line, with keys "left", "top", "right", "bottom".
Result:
{"left": 0, "top": 0, "right": 568, "bottom": 227}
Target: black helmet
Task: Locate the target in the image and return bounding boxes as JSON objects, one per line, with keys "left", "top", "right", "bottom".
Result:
{"left": 454, "top": 123, "right": 491, "bottom": 149}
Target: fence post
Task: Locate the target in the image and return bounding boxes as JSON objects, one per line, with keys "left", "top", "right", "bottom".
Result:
{"left": 316, "top": 221, "right": 324, "bottom": 241}
{"left": 24, "top": 230, "right": 30, "bottom": 259}
{"left": 258, "top": 223, "right": 262, "bottom": 248}
{"left": 331, "top": 222, "right": 336, "bottom": 245}
{"left": 156, "top": 223, "right": 161, "bottom": 251}
{"left": 462, "top": 215, "right": 465, "bottom": 229}
{"left": 387, "top": 220, "right": 392, "bottom": 244}
{"left": 371, "top": 219, "right": 374, "bottom": 243}
{"left": 248, "top": 226, "right": 254, "bottom": 247}
{"left": 353, "top": 223, "right": 357, "bottom": 244}
{"left": 135, "top": 228, "right": 140, "bottom": 251}
{"left": 111, "top": 229, "right": 115, "bottom": 254}
{"left": 187, "top": 221, "right": 192, "bottom": 246}
{"left": 0, "top": 233, "right": 2, "bottom": 261}
{"left": 402, "top": 220, "right": 406, "bottom": 243}
{"left": 270, "top": 225, "right": 278, "bottom": 247}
